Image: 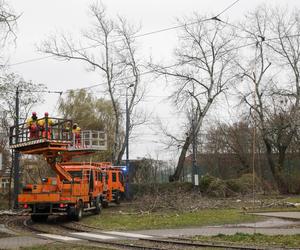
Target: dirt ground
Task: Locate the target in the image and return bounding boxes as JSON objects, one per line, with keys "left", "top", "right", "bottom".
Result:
{"left": 126, "top": 192, "right": 300, "bottom": 214}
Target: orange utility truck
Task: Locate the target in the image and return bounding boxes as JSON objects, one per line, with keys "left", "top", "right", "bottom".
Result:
{"left": 10, "top": 117, "right": 125, "bottom": 221}
{"left": 100, "top": 165, "right": 125, "bottom": 208}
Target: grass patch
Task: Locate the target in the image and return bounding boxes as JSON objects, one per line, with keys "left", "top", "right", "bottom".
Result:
{"left": 247, "top": 206, "right": 300, "bottom": 213}
{"left": 193, "top": 233, "right": 300, "bottom": 248}
{"left": 81, "top": 209, "right": 262, "bottom": 231}
{"left": 285, "top": 196, "right": 300, "bottom": 203}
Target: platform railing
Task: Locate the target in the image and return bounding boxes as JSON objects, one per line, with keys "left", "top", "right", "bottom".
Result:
{"left": 10, "top": 118, "right": 107, "bottom": 152}
{"left": 9, "top": 117, "right": 73, "bottom": 147}
{"left": 69, "top": 130, "right": 107, "bottom": 151}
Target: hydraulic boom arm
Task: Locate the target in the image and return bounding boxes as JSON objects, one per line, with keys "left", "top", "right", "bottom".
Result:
{"left": 45, "top": 154, "right": 73, "bottom": 182}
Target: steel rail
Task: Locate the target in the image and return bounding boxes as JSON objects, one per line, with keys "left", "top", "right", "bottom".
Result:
{"left": 22, "top": 218, "right": 163, "bottom": 250}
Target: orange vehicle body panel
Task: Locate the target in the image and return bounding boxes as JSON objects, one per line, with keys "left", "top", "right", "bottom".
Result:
{"left": 19, "top": 193, "right": 61, "bottom": 203}
{"left": 18, "top": 162, "right": 125, "bottom": 209}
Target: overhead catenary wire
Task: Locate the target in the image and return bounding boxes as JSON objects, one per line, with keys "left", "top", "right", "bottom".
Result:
{"left": 64, "top": 38, "right": 283, "bottom": 94}
{"left": 43, "top": 31, "right": 300, "bottom": 98}
{"left": 6, "top": 18, "right": 210, "bottom": 68}
{"left": 2, "top": 0, "right": 265, "bottom": 97}
{"left": 0, "top": 88, "right": 63, "bottom": 95}
{"left": 6, "top": 31, "right": 300, "bottom": 98}
{"left": 7, "top": 0, "right": 242, "bottom": 68}
{"left": 8, "top": 2, "right": 300, "bottom": 108}
{"left": 56, "top": 10, "right": 300, "bottom": 94}
{"left": 215, "top": 0, "right": 241, "bottom": 18}
{"left": 8, "top": 0, "right": 300, "bottom": 96}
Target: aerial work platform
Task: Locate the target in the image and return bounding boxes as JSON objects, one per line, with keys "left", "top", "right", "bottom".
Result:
{"left": 9, "top": 117, "right": 107, "bottom": 154}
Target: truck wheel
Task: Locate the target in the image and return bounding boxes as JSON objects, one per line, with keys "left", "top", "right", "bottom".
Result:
{"left": 67, "top": 205, "right": 75, "bottom": 220}
{"left": 31, "top": 214, "right": 48, "bottom": 222}
{"left": 74, "top": 201, "right": 83, "bottom": 221}
{"left": 115, "top": 191, "right": 121, "bottom": 205}
{"left": 94, "top": 196, "right": 101, "bottom": 215}
{"left": 102, "top": 200, "right": 109, "bottom": 208}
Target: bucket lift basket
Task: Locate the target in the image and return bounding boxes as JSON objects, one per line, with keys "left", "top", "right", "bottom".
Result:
{"left": 9, "top": 117, "right": 107, "bottom": 154}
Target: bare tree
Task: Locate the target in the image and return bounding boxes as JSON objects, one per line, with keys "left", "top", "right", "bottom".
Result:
{"left": 39, "top": 2, "right": 144, "bottom": 164}
{"left": 0, "top": 73, "right": 45, "bottom": 206}
{"left": 0, "top": 73, "right": 46, "bottom": 129}
{"left": 0, "top": 0, "right": 18, "bottom": 63}
{"left": 151, "top": 15, "right": 237, "bottom": 181}
{"left": 238, "top": 6, "right": 300, "bottom": 193}
{"left": 207, "top": 121, "right": 253, "bottom": 174}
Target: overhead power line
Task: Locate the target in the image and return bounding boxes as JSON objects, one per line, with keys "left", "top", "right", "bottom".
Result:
{"left": 67, "top": 31, "right": 300, "bottom": 94}
{"left": 8, "top": 20, "right": 212, "bottom": 67}
{"left": 7, "top": 0, "right": 241, "bottom": 67}
{"left": 2, "top": 88, "right": 63, "bottom": 95}
{"left": 63, "top": 40, "right": 265, "bottom": 93}
{"left": 215, "top": 0, "right": 241, "bottom": 17}
{"left": 25, "top": 90, "right": 63, "bottom": 95}
{"left": 8, "top": 31, "right": 300, "bottom": 97}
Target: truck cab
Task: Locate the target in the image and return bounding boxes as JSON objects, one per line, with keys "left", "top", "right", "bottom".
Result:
{"left": 101, "top": 166, "right": 125, "bottom": 207}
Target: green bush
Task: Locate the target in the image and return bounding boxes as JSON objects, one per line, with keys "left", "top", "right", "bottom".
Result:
{"left": 226, "top": 173, "right": 261, "bottom": 195}
{"left": 199, "top": 174, "right": 216, "bottom": 192}
{"left": 226, "top": 179, "right": 242, "bottom": 194}
{"left": 226, "top": 178, "right": 251, "bottom": 194}
{"left": 206, "top": 178, "right": 227, "bottom": 197}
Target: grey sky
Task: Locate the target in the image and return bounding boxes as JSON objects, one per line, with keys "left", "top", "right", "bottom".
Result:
{"left": 6, "top": 0, "right": 300, "bottom": 160}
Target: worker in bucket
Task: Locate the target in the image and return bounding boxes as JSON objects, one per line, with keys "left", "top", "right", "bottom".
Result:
{"left": 26, "top": 112, "right": 39, "bottom": 139}
{"left": 38, "top": 112, "right": 54, "bottom": 139}
{"left": 62, "top": 121, "right": 72, "bottom": 140}
{"left": 72, "top": 123, "right": 81, "bottom": 147}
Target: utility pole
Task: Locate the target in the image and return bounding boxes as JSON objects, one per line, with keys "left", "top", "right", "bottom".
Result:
{"left": 192, "top": 118, "right": 198, "bottom": 186}
{"left": 10, "top": 88, "right": 62, "bottom": 208}
{"left": 13, "top": 87, "right": 20, "bottom": 208}
{"left": 125, "top": 83, "right": 134, "bottom": 199}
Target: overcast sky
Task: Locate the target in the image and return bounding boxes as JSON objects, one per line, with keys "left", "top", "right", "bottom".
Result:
{"left": 6, "top": 0, "right": 300, "bottom": 161}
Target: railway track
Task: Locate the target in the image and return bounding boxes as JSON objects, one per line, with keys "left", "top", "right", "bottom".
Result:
{"left": 6, "top": 216, "right": 165, "bottom": 250}
{"left": 4, "top": 216, "right": 286, "bottom": 250}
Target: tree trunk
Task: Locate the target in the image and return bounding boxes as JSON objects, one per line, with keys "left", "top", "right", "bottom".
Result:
{"left": 113, "top": 111, "right": 120, "bottom": 164}
{"left": 169, "top": 135, "right": 191, "bottom": 182}
{"left": 116, "top": 140, "right": 126, "bottom": 165}
{"left": 276, "top": 146, "right": 288, "bottom": 193}
{"left": 263, "top": 138, "right": 288, "bottom": 193}
{"left": 8, "top": 151, "right": 13, "bottom": 208}
{"left": 235, "top": 153, "right": 250, "bottom": 174}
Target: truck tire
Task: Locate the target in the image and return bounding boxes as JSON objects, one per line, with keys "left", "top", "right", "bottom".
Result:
{"left": 94, "top": 196, "right": 101, "bottom": 215}
{"left": 67, "top": 205, "right": 76, "bottom": 220}
{"left": 102, "top": 200, "right": 109, "bottom": 208}
{"left": 31, "top": 214, "right": 48, "bottom": 222}
{"left": 114, "top": 190, "right": 121, "bottom": 205}
{"left": 74, "top": 201, "right": 83, "bottom": 221}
